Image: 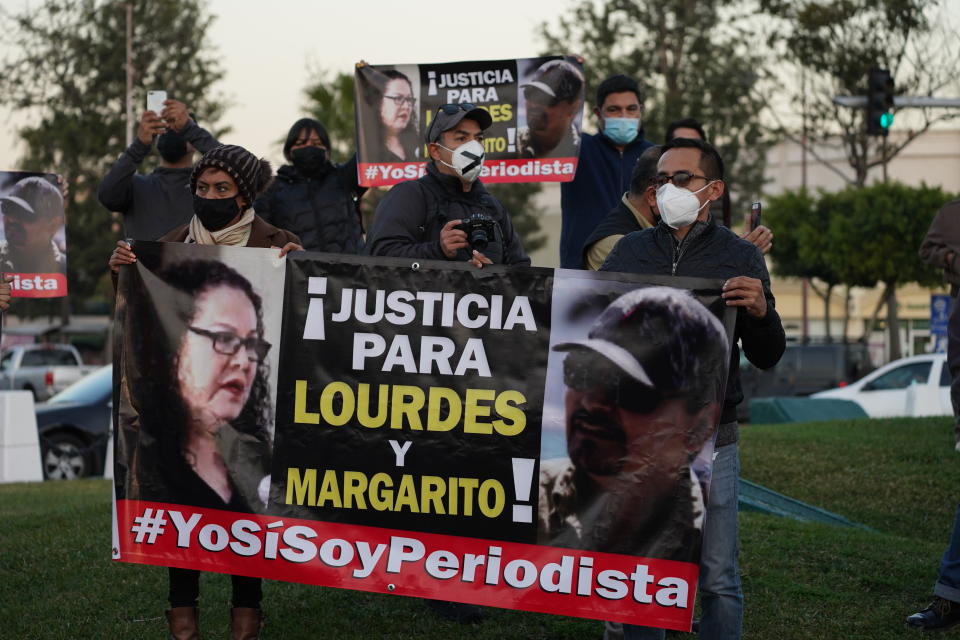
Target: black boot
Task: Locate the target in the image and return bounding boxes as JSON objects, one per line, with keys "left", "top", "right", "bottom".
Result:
{"left": 906, "top": 597, "right": 960, "bottom": 631}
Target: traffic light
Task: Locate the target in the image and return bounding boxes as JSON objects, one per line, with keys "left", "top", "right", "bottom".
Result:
{"left": 866, "top": 68, "right": 895, "bottom": 136}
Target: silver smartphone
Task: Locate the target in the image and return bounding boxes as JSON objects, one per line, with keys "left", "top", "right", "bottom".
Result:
{"left": 146, "top": 90, "right": 167, "bottom": 115}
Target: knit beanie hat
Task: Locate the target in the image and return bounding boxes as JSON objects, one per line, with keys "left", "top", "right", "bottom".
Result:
{"left": 190, "top": 144, "right": 273, "bottom": 206}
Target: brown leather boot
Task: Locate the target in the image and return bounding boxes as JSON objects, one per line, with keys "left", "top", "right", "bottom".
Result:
{"left": 166, "top": 606, "right": 200, "bottom": 640}
{"left": 230, "top": 607, "right": 263, "bottom": 640}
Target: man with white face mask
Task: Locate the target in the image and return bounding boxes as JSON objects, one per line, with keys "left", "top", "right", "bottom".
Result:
{"left": 366, "top": 104, "right": 530, "bottom": 268}
{"left": 600, "top": 137, "right": 785, "bottom": 640}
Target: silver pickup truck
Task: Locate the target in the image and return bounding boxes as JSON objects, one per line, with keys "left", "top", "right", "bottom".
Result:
{"left": 0, "top": 344, "right": 97, "bottom": 401}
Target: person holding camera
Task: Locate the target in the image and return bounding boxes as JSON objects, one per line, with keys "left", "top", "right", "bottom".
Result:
{"left": 365, "top": 104, "right": 530, "bottom": 268}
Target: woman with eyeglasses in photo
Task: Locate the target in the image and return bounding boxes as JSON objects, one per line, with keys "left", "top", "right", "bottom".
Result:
{"left": 110, "top": 143, "right": 300, "bottom": 640}
{"left": 363, "top": 68, "right": 420, "bottom": 162}
{"left": 119, "top": 257, "right": 273, "bottom": 640}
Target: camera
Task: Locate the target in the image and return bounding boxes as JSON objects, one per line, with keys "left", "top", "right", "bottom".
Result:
{"left": 456, "top": 212, "right": 497, "bottom": 251}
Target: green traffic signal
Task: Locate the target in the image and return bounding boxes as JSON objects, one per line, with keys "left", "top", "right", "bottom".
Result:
{"left": 880, "top": 112, "right": 894, "bottom": 129}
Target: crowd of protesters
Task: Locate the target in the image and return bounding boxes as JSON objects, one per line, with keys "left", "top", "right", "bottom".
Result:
{"left": 2, "top": 66, "right": 788, "bottom": 640}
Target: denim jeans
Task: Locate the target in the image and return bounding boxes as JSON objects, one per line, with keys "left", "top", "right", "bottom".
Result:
{"left": 947, "top": 294, "right": 960, "bottom": 443}
{"left": 621, "top": 440, "right": 743, "bottom": 640}
{"left": 935, "top": 504, "right": 960, "bottom": 602}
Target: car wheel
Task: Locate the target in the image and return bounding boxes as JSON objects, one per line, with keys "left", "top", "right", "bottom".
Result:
{"left": 42, "top": 433, "right": 88, "bottom": 480}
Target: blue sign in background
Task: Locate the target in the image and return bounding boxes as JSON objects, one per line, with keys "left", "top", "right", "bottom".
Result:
{"left": 931, "top": 294, "right": 952, "bottom": 353}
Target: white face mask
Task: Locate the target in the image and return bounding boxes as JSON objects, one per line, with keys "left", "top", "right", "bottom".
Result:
{"left": 436, "top": 139, "right": 485, "bottom": 182}
{"left": 656, "top": 181, "right": 714, "bottom": 230}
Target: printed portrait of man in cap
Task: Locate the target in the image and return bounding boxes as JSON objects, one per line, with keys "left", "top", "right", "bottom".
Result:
{"left": 0, "top": 175, "right": 66, "bottom": 274}
{"left": 538, "top": 286, "right": 729, "bottom": 562}
{"left": 516, "top": 58, "right": 585, "bottom": 159}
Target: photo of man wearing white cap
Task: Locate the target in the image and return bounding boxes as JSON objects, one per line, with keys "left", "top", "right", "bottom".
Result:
{"left": 0, "top": 174, "right": 66, "bottom": 274}
{"left": 539, "top": 286, "right": 729, "bottom": 562}
{"left": 516, "top": 58, "right": 585, "bottom": 159}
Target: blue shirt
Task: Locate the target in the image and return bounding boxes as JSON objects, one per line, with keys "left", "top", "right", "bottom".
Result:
{"left": 559, "top": 131, "right": 653, "bottom": 268}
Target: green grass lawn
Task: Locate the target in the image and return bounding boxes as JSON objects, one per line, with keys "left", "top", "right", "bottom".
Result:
{"left": 1, "top": 417, "right": 955, "bottom": 638}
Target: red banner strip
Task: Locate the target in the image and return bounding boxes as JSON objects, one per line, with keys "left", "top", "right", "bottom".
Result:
{"left": 7, "top": 272, "right": 67, "bottom": 298}
{"left": 357, "top": 159, "right": 579, "bottom": 187}
{"left": 115, "top": 499, "right": 697, "bottom": 631}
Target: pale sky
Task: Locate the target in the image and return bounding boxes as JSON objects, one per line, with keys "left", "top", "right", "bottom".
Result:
{"left": 0, "top": 0, "right": 570, "bottom": 168}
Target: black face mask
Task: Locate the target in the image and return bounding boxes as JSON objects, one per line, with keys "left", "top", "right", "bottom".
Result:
{"left": 157, "top": 130, "right": 189, "bottom": 163}
{"left": 192, "top": 194, "right": 241, "bottom": 231}
{"left": 291, "top": 146, "right": 328, "bottom": 177}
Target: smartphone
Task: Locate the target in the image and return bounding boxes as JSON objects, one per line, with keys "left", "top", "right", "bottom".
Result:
{"left": 748, "top": 201, "right": 762, "bottom": 232}
{"left": 146, "top": 90, "right": 167, "bottom": 115}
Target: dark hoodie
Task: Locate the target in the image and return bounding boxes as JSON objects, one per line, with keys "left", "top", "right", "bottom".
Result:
{"left": 253, "top": 155, "right": 365, "bottom": 254}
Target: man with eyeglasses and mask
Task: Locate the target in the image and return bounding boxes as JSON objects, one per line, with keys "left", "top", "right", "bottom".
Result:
{"left": 366, "top": 103, "right": 530, "bottom": 269}
{"left": 541, "top": 287, "right": 728, "bottom": 562}
{"left": 599, "top": 137, "right": 785, "bottom": 640}
{"left": 98, "top": 99, "right": 221, "bottom": 241}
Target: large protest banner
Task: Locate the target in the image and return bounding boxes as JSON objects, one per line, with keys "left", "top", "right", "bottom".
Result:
{"left": 0, "top": 171, "right": 68, "bottom": 297}
{"left": 354, "top": 56, "right": 585, "bottom": 187}
{"left": 113, "top": 243, "right": 734, "bottom": 631}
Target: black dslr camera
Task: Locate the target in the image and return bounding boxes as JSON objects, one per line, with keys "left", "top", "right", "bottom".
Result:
{"left": 456, "top": 212, "right": 497, "bottom": 251}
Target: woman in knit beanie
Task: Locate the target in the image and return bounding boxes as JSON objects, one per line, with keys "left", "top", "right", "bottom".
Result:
{"left": 107, "top": 144, "right": 301, "bottom": 639}
{"left": 109, "top": 144, "right": 302, "bottom": 273}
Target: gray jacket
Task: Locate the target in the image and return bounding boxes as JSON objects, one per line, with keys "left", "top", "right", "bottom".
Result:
{"left": 919, "top": 199, "right": 960, "bottom": 293}
{"left": 97, "top": 120, "right": 220, "bottom": 241}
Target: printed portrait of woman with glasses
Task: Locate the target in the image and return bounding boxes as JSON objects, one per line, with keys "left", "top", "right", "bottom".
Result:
{"left": 358, "top": 66, "right": 421, "bottom": 163}
{"left": 119, "top": 256, "right": 274, "bottom": 515}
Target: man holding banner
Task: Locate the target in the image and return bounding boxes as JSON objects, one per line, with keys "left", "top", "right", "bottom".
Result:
{"left": 366, "top": 104, "right": 530, "bottom": 268}
{"left": 601, "top": 137, "right": 785, "bottom": 640}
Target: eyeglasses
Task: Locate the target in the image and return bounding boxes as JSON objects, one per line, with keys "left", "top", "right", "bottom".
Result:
{"left": 655, "top": 171, "right": 711, "bottom": 189}
{"left": 437, "top": 103, "right": 476, "bottom": 115}
{"left": 562, "top": 350, "right": 664, "bottom": 414}
{"left": 384, "top": 95, "right": 416, "bottom": 107}
{"left": 189, "top": 326, "right": 271, "bottom": 362}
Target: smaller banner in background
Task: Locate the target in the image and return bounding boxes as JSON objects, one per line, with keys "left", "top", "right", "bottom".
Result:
{"left": 0, "top": 171, "right": 67, "bottom": 297}
{"left": 355, "top": 57, "right": 585, "bottom": 187}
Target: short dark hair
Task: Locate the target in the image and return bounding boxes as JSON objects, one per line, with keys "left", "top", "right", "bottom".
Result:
{"left": 665, "top": 118, "right": 708, "bottom": 142}
{"left": 283, "top": 118, "right": 331, "bottom": 163}
{"left": 660, "top": 137, "right": 724, "bottom": 181}
{"left": 596, "top": 75, "right": 642, "bottom": 110}
{"left": 629, "top": 145, "right": 662, "bottom": 195}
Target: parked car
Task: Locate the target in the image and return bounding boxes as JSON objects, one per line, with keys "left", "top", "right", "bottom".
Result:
{"left": 0, "top": 344, "right": 97, "bottom": 401}
{"left": 35, "top": 364, "right": 111, "bottom": 480}
{"left": 739, "top": 342, "right": 873, "bottom": 420}
{"left": 811, "top": 353, "right": 950, "bottom": 418}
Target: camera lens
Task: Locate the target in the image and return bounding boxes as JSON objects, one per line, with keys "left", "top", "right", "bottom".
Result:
{"left": 470, "top": 230, "right": 489, "bottom": 250}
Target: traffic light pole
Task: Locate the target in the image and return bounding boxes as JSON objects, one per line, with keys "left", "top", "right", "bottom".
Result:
{"left": 833, "top": 96, "right": 960, "bottom": 108}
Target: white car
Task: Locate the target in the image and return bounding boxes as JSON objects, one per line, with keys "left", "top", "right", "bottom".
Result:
{"left": 812, "top": 353, "right": 950, "bottom": 418}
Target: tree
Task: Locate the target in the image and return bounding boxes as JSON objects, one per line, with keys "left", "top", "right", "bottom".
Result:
{"left": 540, "top": 0, "right": 773, "bottom": 217}
{"left": 826, "top": 181, "right": 947, "bottom": 359}
{"left": 760, "top": 0, "right": 960, "bottom": 187}
{"left": 302, "top": 69, "right": 547, "bottom": 253}
{"left": 767, "top": 183, "right": 950, "bottom": 358}
{"left": 0, "top": 0, "right": 227, "bottom": 319}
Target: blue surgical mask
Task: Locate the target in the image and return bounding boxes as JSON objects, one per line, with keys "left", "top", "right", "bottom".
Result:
{"left": 603, "top": 117, "right": 640, "bottom": 145}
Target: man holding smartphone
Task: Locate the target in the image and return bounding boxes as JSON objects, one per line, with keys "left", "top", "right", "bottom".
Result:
{"left": 600, "top": 137, "right": 785, "bottom": 640}
{"left": 97, "top": 97, "right": 221, "bottom": 241}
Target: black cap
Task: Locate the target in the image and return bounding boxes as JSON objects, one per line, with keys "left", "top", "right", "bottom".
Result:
{"left": 0, "top": 176, "right": 64, "bottom": 220}
{"left": 426, "top": 105, "right": 493, "bottom": 143}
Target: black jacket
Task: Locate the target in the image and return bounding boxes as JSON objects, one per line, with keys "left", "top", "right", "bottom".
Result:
{"left": 253, "top": 156, "right": 365, "bottom": 254}
{"left": 365, "top": 162, "right": 531, "bottom": 266}
{"left": 97, "top": 120, "right": 221, "bottom": 241}
{"left": 601, "top": 218, "right": 786, "bottom": 435}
